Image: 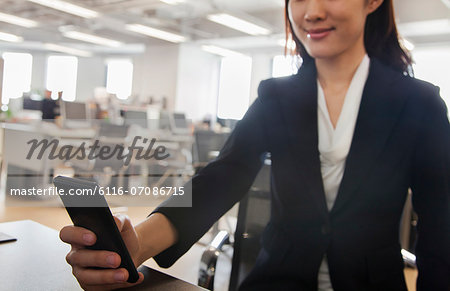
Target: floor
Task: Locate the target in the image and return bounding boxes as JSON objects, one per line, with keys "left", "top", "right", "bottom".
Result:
{"left": 0, "top": 195, "right": 417, "bottom": 291}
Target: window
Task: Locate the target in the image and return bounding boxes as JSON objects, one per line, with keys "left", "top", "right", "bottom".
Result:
{"left": 412, "top": 46, "right": 450, "bottom": 118}
{"left": 217, "top": 56, "right": 252, "bottom": 120}
{"left": 1, "top": 52, "right": 33, "bottom": 105}
{"left": 272, "top": 55, "right": 299, "bottom": 78}
{"left": 46, "top": 56, "right": 78, "bottom": 101}
{"left": 106, "top": 59, "right": 133, "bottom": 100}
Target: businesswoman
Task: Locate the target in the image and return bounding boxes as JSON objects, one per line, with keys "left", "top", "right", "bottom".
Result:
{"left": 60, "top": 0, "right": 450, "bottom": 290}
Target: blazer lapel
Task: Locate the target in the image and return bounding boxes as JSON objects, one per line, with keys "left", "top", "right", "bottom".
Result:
{"left": 277, "top": 61, "right": 329, "bottom": 218}
{"left": 330, "top": 58, "right": 407, "bottom": 215}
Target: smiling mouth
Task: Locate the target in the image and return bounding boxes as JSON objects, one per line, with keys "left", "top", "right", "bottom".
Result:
{"left": 304, "top": 27, "right": 335, "bottom": 40}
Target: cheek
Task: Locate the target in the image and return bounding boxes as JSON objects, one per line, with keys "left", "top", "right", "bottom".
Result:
{"left": 339, "top": 14, "right": 366, "bottom": 39}
{"left": 288, "top": 3, "right": 304, "bottom": 28}
{"left": 288, "top": 4, "right": 307, "bottom": 39}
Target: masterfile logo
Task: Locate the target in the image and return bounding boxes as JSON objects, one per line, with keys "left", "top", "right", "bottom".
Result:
{"left": 26, "top": 136, "right": 170, "bottom": 166}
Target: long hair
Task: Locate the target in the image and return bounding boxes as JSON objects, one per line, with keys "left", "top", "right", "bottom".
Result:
{"left": 284, "top": 0, "right": 413, "bottom": 75}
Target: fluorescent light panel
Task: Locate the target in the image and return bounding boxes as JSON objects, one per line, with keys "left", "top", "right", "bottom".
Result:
{"left": 126, "top": 24, "right": 186, "bottom": 43}
{"left": 0, "top": 31, "right": 23, "bottom": 42}
{"left": 0, "top": 12, "right": 38, "bottom": 27}
{"left": 44, "top": 43, "right": 92, "bottom": 57}
{"left": 207, "top": 13, "right": 271, "bottom": 36}
{"left": 26, "top": 0, "right": 99, "bottom": 19}
{"left": 201, "top": 45, "right": 244, "bottom": 58}
{"left": 63, "top": 31, "right": 122, "bottom": 47}
{"left": 398, "top": 19, "right": 450, "bottom": 37}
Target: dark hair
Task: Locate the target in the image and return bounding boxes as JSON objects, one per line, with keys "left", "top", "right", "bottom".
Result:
{"left": 284, "top": 0, "right": 413, "bottom": 75}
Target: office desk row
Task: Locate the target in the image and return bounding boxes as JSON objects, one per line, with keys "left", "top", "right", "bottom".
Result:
{"left": 0, "top": 122, "right": 194, "bottom": 203}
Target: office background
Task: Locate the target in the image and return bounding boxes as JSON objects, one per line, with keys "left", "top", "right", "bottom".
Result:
{"left": 0, "top": 0, "right": 448, "bottom": 123}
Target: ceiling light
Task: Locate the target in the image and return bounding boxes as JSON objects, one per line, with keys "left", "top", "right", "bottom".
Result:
{"left": 63, "top": 31, "right": 122, "bottom": 47}
{"left": 0, "top": 31, "right": 23, "bottom": 42}
{"left": 44, "top": 43, "right": 93, "bottom": 57}
{"left": 160, "top": 0, "right": 185, "bottom": 5}
{"left": 398, "top": 19, "right": 450, "bottom": 37}
{"left": 201, "top": 45, "right": 244, "bottom": 58}
{"left": 0, "top": 12, "right": 38, "bottom": 28}
{"left": 126, "top": 24, "right": 186, "bottom": 43}
{"left": 207, "top": 13, "right": 271, "bottom": 36}
{"left": 26, "top": 0, "right": 99, "bottom": 19}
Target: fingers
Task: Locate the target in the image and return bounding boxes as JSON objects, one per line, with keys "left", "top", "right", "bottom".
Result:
{"left": 60, "top": 221, "right": 144, "bottom": 291}
{"left": 66, "top": 249, "right": 121, "bottom": 269}
{"left": 74, "top": 266, "right": 128, "bottom": 285}
{"left": 60, "top": 225, "right": 96, "bottom": 246}
{"left": 79, "top": 272, "right": 145, "bottom": 291}
{"left": 74, "top": 268, "right": 144, "bottom": 288}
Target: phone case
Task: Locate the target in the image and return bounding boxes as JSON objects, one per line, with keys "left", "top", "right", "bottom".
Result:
{"left": 53, "top": 176, "right": 139, "bottom": 283}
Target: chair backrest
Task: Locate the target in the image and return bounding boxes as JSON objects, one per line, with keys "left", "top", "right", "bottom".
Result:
{"left": 229, "top": 163, "right": 271, "bottom": 291}
{"left": 97, "top": 123, "right": 130, "bottom": 139}
{"left": 193, "top": 130, "right": 229, "bottom": 164}
{"left": 91, "top": 141, "right": 127, "bottom": 172}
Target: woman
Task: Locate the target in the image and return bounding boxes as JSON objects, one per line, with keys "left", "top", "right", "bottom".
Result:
{"left": 60, "top": 0, "right": 450, "bottom": 290}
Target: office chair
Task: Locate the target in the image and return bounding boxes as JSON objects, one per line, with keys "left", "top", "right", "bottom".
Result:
{"left": 198, "top": 162, "right": 417, "bottom": 291}
{"left": 193, "top": 130, "right": 229, "bottom": 174}
{"left": 199, "top": 162, "right": 271, "bottom": 291}
{"left": 68, "top": 123, "right": 131, "bottom": 187}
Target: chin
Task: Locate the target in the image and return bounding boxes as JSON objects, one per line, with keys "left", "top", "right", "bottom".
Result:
{"left": 303, "top": 43, "right": 336, "bottom": 59}
{"left": 306, "top": 49, "right": 337, "bottom": 60}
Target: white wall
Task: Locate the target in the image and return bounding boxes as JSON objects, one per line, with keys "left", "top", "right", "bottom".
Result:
{"left": 30, "top": 52, "right": 46, "bottom": 94}
{"left": 132, "top": 45, "right": 180, "bottom": 109}
{"left": 76, "top": 56, "right": 106, "bottom": 101}
{"left": 412, "top": 44, "right": 450, "bottom": 117}
{"left": 174, "top": 48, "right": 274, "bottom": 122}
{"left": 249, "top": 53, "right": 273, "bottom": 104}
{"left": 175, "top": 43, "right": 221, "bottom": 122}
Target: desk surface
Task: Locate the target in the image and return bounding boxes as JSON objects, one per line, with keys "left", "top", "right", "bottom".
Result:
{"left": 0, "top": 220, "right": 205, "bottom": 291}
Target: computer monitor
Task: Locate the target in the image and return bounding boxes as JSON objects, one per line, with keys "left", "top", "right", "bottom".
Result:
{"left": 170, "top": 112, "right": 190, "bottom": 135}
{"left": 61, "top": 101, "right": 91, "bottom": 128}
{"left": 63, "top": 101, "right": 88, "bottom": 119}
{"left": 159, "top": 111, "right": 171, "bottom": 131}
{"left": 22, "top": 98, "right": 42, "bottom": 111}
{"left": 123, "top": 110, "right": 148, "bottom": 128}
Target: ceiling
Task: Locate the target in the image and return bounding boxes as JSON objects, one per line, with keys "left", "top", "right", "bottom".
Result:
{"left": 0, "top": 0, "right": 448, "bottom": 56}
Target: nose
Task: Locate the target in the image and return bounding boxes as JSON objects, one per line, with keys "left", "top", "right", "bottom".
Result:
{"left": 304, "top": 0, "right": 326, "bottom": 22}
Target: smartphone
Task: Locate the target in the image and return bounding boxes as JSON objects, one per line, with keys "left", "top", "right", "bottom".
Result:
{"left": 53, "top": 175, "right": 139, "bottom": 283}
{"left": 0, "top": 232, "right": 17, "bottom": 244}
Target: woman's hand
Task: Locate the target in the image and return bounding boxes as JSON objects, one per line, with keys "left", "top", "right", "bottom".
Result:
{"left": 59, "top": 214, "right": 145, "bottom": 290}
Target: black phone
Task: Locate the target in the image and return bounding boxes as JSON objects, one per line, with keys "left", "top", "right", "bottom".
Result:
{"left": 53, "top": 176, "right": 139, "bottom": 283}
{"left": 0, "top": 232, "right": 17, "bottom": 244}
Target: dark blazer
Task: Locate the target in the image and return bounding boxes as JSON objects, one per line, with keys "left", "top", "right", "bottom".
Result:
{"left": 151, "top": 58, "right": 450, "bottom": 291}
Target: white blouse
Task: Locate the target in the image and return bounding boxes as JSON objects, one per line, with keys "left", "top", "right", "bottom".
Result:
{"left": 316, "top": 55, "right": 370, "bottom": 291}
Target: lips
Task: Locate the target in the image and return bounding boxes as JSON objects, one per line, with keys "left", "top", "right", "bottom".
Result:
{"left": 305, "top": 27, "right": 335, "bottom": 40}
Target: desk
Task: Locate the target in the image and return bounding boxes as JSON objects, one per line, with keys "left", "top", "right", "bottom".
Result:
{"left": 0, "top": 220, "right": 205, "bottom": 291}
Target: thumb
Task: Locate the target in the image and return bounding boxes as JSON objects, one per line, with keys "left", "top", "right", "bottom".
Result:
{"left": 114, "top": 214, "right": 133, "bottom": 233}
